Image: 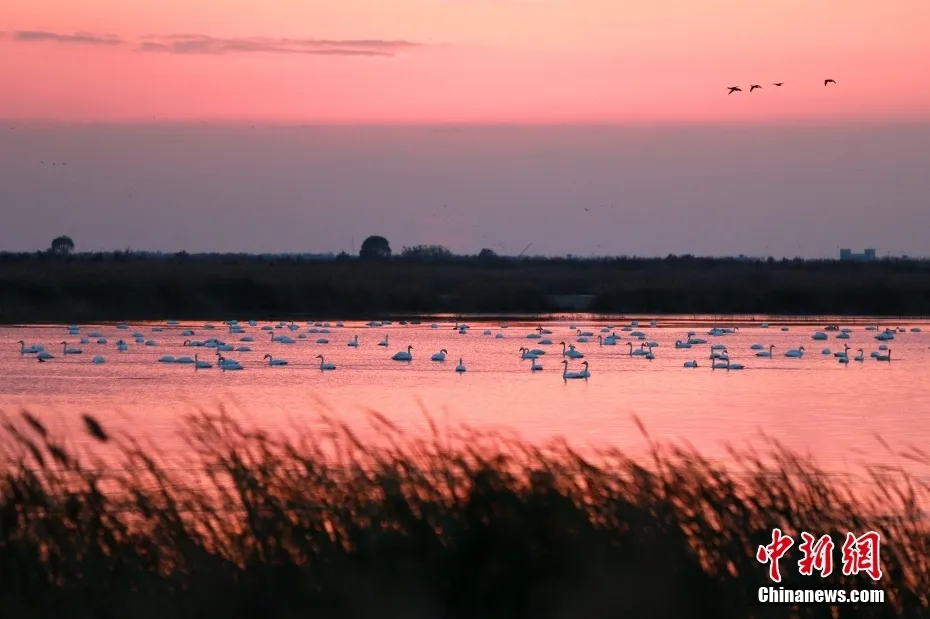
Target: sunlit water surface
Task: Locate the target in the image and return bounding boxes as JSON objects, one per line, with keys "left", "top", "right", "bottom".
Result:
{"left": 2, "top": 316, "right": 928, "bottom": 479}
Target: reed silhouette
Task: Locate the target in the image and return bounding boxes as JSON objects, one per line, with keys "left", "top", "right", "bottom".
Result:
{"left": 2, "top": 252, "right": 930, "bottom": 322}
{"left": 0, "top": 408, "right": 927, "bottom": 618}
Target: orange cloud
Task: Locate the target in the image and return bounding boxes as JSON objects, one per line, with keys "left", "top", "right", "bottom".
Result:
{"left": 5, "top": 29, "right": 423, "bottom": 57}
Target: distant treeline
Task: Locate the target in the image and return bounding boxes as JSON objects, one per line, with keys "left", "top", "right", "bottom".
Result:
{"left": 1, "top": 249, "right": 929, "bottom": 322}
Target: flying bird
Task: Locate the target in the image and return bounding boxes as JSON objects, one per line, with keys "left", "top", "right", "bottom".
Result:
{"left": 824, "top": 79, "right": 836, "bottom": 86}
{"left": 773, "top": 82, "right": 784, "bottom": 87}
{"left": 727, "top": 86, "right": 741, "bottom": 95}
{"left": 749, "top": 84, "right": 762, "bottom": 92}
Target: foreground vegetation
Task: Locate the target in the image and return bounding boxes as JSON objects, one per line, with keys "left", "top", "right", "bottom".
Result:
{"left": 2, "top": 251, "right": 930, "bottom": 322}
{"left": 0, "top": 410, "right": 927, "bottom": 618}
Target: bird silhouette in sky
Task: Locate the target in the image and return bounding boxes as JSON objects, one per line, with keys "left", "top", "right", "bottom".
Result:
{"left": 773, "top": 82, "right": 784, "bottom": 87}
{"left": 749, "top": 84, "right": 762, "bottom": 92}
{"left": 727, "top": 86, "right": 741, "bottom": 95}
{"left": 824, "top": 79, "right": 836, "bottom": 86}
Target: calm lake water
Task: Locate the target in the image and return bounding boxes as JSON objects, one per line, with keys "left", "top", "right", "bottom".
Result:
{"left": 2, "top": 316, "right": 928, "bottom": 476}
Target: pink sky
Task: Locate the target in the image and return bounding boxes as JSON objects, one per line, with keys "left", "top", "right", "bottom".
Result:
{"left": 3, "top": 0, "right": 930, "bottom": 123}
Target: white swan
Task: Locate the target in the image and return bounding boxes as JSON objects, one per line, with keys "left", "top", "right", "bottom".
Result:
{"left": 455, "top": 358, "right": 466, "bottom": 372}
{"left": 316, "top": 338, "right": 329, "bottom": 344}
{"left": 519, "top": 347, "right": 539, "bottom": 360}
{"left": 348, "top": 335, "right": 359, "bottom": 347}
{"left": 17, "top": 340, "right": 43, "bottom": 354}
{"left": 577, "top": 360, "right": 591, "bottom": 378}
{"left": 785, "top": 346, "right": 805, "bottom": 358}
{"left": 530, "top": 359, "right": 543, "bottom": 371}
{"left": 91, "top": 356, "right": 105, "bottom": 364}
{"left": 316, "top": 355, "right": 336, "bottom": 370}
{"left": 876, "top": 349, "right": 891, "bottom": 362}
{"left": 854, "top": 349, "right": 865, "bottom": 362}
{"left": 561, "top": 342, "right": 584, "bottom": 359}
{"left": 834, "top": 344, "right": 850, "bottom": 358}
{"left": 431, "top": 349, "right": 448, "bottom": 361}
{"left": 272, "top": 332, "right": 295, "bottom": 344}
{"left": 378, "top": 335, "right": 389, "bottom": 347}
{"left": 158, "top": 355, "right": 175, "bottom": 363}
{"left": 561, "top": 360, "right": 588, "bottom": 380}
{"left": 675, "top": 339, "right": 692, "bottom": 349}
{"left": 726, "top": 359, "right": 744, "bottom": 370}
{"left": 217, "top": 356, "right": 243, "bottom": 371}
{"left": 263, "top": 354, "right": 288, "bottom": 366}
{"left": 683, "top": 360, "right": 698, "bottom": 368}
{"left": 61, "top": 341, "right": 82, "bottom": 355}
{"left": 756, "top": 345, "right": 775, "bottom": 358}
{"left": 193, "top": 354, "right": 212, "bottom": 370}
{"left": 392, "top": 345, "right": 413, "bottom": 361}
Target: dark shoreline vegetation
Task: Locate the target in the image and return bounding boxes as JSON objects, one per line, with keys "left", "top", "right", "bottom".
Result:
{"left": 0, "top": 410, "right": 927, "bottom": 618}
{"left": 3, "top": 250, "right": 930, "bottom": 324}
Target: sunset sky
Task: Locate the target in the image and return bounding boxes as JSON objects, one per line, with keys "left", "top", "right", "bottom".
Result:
{"left": 3, "top": 1, "right": 930, "bottom": 257}
{"left": 3, "top": 0, "right": 930, "bottom": 122}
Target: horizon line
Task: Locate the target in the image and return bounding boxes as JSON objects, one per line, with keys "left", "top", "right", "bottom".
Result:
{"left": 6, "top": 117, "right": 930, "bottom": 129}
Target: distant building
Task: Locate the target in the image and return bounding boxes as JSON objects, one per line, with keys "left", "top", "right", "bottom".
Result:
{"left": 839, "top": 248, "right": 876, "bottom": 262}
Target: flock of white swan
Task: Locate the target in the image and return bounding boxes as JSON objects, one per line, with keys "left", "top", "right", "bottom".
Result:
{"left": 13, "top": 318, "right": 925, "bottom": 380}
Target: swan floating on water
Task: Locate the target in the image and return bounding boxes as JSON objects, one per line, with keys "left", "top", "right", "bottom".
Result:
{"left": 316, "top": 355, "right": 336, "bottom": 370}
{"left": 18, "top": 340, "right": 43, "bottom": 355}
{"left": 561, "top": 360, "right": 589, "bottom": 380}
{"left": 217, "top": 356, "right": 243, "bottom": 371}
{"left": 264, "top": 354, "right": 287, "bottom": 366}
{"left": 455, "top": 358, "right": 466, "bottom": 372}
{"left": 61, "top": 341, "right": 82, "bottom": 355}
{"left": 431, "top": 349, "right": 448, "bottom": 361}
{"left": 392, "top": 345, "right": 413, "bottom": 361}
